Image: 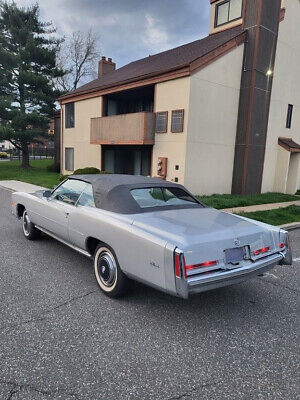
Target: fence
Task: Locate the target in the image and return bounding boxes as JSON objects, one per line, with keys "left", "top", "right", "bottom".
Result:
{"left": 7, "top": 146, "right": 54, "bottom": 161}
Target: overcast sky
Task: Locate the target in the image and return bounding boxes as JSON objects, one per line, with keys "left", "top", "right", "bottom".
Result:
{"left": 15, "top": 0, "right": 210, "bottom": 70}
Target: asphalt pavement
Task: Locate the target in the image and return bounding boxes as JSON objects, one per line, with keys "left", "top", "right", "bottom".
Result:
{"left": 0, "top": 187, "right": 299, "bottom": 400}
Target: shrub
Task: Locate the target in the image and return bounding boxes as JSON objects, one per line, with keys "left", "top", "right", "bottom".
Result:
{"left": 46, "top": 163, "right": 60, "bottom": 173}
{"left": 59, "top": 168, "right": 110, "bottom": 182}
{"left": 73, "top": 167, "right": 101, "bottom": 175}
{"left": 0, "top": 152, "right": 8, "bottom": 159}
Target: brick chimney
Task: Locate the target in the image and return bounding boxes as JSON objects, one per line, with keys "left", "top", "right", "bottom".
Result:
{"left": 98, "top": 56, "right": 116, "bottom": 78}
{"left": 231, "top": 0, "right": 282, "bottom": 194}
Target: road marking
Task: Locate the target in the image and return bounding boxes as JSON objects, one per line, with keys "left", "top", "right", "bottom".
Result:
{"left": 293, "top": 258, "right": 300, "bottom": 263}
{"left": 263, "top": 272, "right": 278, "bottom": 279}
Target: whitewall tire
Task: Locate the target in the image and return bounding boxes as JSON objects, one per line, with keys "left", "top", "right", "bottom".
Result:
{"left": 22, "top": 210, "right": 41, "bottom": 240}
{"left": 94, "top": 245, "right": 129, "bottom": 297}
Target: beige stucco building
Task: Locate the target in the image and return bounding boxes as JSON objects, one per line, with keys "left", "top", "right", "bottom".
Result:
{"left": 59, "top": 0, "right": 300, "bottom": 195}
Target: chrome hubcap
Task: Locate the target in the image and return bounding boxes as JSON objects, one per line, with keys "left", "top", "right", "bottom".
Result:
{"left": 97, "top": 251, "right": 116, "bottom": 287}
{"left": 23, "top": 212, "right": 30, "bottom": 235}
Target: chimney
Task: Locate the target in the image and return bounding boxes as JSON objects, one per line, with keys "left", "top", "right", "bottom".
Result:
{"left": 98, "top": 56, "right": 116, "bottom": 78}
{"left": 231, "top": 0, "right": 282, "bottom": 194}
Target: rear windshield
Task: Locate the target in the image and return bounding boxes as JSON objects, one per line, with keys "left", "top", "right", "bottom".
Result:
{"left": 130, "top": 187, "right": 198, "bottom": 209}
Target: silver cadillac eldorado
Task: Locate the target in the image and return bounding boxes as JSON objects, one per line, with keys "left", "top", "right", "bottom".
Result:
{"left": 12, "top": 175, "right": 292, "bottom": 298}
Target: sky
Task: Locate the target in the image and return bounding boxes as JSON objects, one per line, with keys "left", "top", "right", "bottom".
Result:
{"left": 15, "top": 0, "right": 211, "bottom": 70}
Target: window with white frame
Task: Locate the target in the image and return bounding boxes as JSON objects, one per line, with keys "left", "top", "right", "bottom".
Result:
{"left": 65, "top": 148, "right": 74, "bottom": 171}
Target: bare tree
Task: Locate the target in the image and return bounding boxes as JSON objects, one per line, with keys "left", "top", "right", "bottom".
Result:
{"left": 56, "top": 29, "right": 100, "bottom": 92}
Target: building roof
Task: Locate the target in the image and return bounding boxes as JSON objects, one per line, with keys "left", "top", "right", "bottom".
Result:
{"left": 68, "top": 174, "right": 203, "bottom": 214}
{"left": 60, "top": 25, "right": 244, "bottom": 101}
{"left": 278, "top": 137, "right": 300, "bottom": 153}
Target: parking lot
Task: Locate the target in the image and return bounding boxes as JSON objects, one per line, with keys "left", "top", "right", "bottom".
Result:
{"left": 0, "top": 186, "right": 299, "bottom": 400}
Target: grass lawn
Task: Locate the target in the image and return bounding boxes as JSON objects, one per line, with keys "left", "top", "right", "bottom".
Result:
{"left": 0, "top": 159, "right": 60, "bottom": 188}
{"left": 197, "top": 192, "right": 299, "bottom": 209}
{"left": 237, "top": 205, "right": 300, "bottom": 226}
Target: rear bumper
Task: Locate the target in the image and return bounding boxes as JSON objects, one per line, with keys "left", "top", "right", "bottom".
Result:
{"left": 176, "top": 253, "right": 283, "bottom": 299}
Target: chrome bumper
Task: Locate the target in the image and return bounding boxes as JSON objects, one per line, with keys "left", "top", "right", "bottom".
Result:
{"left": 176, "top": 253, "right": 284, "bottom": 299}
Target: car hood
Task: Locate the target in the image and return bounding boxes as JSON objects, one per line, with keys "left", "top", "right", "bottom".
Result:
{"left": 132, "top": 207, "right": 280, "bottom": 265}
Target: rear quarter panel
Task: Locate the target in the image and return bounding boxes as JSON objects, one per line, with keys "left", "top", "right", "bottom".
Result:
{"left": 68, "top": 207, "right": 169, "bottom": 291}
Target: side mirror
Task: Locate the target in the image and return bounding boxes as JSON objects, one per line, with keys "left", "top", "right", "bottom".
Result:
{"left": 43, "top": 190, "right": 52, "bottom": 198}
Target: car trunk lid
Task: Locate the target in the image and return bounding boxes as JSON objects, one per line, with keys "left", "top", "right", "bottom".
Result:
{"left": 133, "top": 208, "right": 277, "bottom": 274}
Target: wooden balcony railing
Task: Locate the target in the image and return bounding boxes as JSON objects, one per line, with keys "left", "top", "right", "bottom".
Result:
{"left": 90, "top": 112, "right": 155, "bottom": 145}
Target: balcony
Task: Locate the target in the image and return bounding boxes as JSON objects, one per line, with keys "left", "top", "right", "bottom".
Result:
{"left": 90, "top": 112, "right": 155, "bottom": 145}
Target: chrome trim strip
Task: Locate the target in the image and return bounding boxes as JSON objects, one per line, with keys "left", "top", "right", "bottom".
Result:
{"left": 35, "top": 225, "right": 92, "bottom": 258}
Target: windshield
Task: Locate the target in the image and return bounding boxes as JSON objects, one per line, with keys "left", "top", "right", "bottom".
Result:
{"left": 130, "top": 187, "right": 198, "bottom": 209}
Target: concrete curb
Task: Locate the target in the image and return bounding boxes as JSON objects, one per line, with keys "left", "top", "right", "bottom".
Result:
{"left": 279, "top": 222, "right": 300, "bottom": 231}
{"left": 222, "top": 200, "right": 300, "bottom": 214}
{"left": 0, "top": 184, "right": 13, "bottom": 192}
{"left": 0, "top": 180, "right": 45, "bottom": 193}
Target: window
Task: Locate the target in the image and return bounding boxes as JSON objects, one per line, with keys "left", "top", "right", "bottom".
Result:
{"left": 286, "top": 104, "right": 293, "bottom": 129}
{"left": 65, "top": 102, "right": 75, "bottom": 128}
{"left": 215, "top": 0, "right": 243, "bottom": 27}
{"left": 155, "top": 112, "right": 168, "bottom": 133}
{"left": 65, "top": 148, "right": 74, "bottom": 171}
{"left": 171, "top": 110, "right": 184, "bottom": 133}
{"left": 77, "top": 184, "right": 95, "bottom": 208}
{"left": 51, "top": 179, "right": 88, "bottom": 206}
{"left": 130, "top": 187, "right": 198, "bottom": 209}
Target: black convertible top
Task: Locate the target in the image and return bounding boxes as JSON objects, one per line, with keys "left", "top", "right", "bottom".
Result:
{"left": 68, "top": 174, "right": 203, "bottom": 214}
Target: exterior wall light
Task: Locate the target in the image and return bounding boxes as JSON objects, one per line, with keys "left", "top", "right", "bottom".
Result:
{"left": 266, "top": 70, "right": 273, "bottom": 76}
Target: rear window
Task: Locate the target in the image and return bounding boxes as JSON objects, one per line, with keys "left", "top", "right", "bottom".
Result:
{"left": 130, "top": 187, "right": 198, "bottom": 209}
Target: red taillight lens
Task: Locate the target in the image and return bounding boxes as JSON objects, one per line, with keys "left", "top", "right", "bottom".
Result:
{"left": 174, "top": 251, "right": 219, "bottom": 279}
{"left": 253, "top": 246, "right": 270, "bottom": 256}
{"left": 279, "top": 243, "right": 286, "bottom": 249}
{"left": 185, "top": 260, "right": 218, "bottom": 272}
{"left": 174, "top": 253, "right": 181, "bottom": 278}
{"left": 261, "top": 246, "right": 270, "bottom": 253}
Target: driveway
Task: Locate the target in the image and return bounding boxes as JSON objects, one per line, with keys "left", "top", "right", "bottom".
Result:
{"left": 0, "top": 187, "right": 299, "bottom": 399}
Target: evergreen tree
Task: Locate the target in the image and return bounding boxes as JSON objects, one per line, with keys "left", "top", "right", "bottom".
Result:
{"left": 0, "top": 1, "right": 64, "bottom": 167}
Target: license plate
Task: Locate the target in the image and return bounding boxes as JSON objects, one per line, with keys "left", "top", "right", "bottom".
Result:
{"left": 225, "top": 247, "right": 245, "bottom": 264}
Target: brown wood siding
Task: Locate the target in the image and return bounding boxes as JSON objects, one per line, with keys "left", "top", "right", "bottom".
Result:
{"left": 90, "top": 112, "right": 155, "bottom": 145}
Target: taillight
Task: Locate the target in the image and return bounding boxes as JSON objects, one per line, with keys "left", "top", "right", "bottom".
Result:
{"left": 279, "top": 229, "right": 290, "bottom": 251}
{"left": 174, "top": 250, "right": 186, "bottom": 278}
{"left": 174, "top": 250, "right": 219, "bottom": 279}
{"left": 174, "top": 252, "right": 181, "bottom": 278}
{"left": 185, "top": 260, "right": 218, "bottom": 271}
{"left": 253, "top": 246, "right": 270, "bottom": 256}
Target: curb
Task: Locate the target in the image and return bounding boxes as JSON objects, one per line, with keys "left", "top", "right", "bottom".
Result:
{"left": 0, "top": 184, "right": 13, "bottom": 192}
{"left": 223, "top": 200, "right": 300, "bottom": 214}
{"left": 0, "top": 180, "right": 46, "bottom": 193}
{"left": 279, "top": 222, "right": 300, "bottom": 231}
